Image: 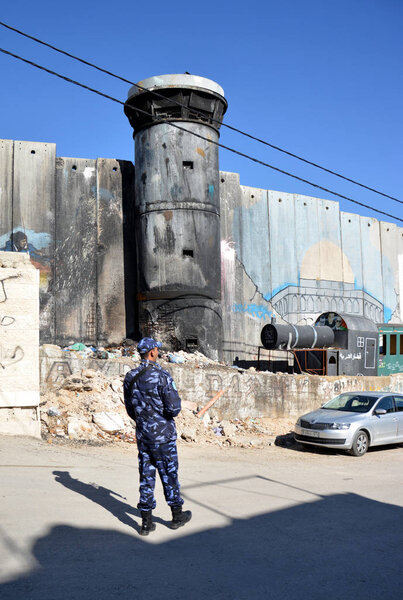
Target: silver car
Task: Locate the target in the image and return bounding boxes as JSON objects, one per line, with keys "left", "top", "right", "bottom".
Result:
{"left": 294, "top": 392, "right": 403, "bottom": 456}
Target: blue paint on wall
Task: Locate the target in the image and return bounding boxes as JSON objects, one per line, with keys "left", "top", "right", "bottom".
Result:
{"left": 91, "top": 185, "right": 114, "bottom": 201}
{"left": 208, "top": 184, "right": 214, "bottom": 197}
{"left": 233, "top": 303, "right": 272, "bottom": 320}
{"left": 98, "top": 187, "right": 115, "bottom": 201}
{"left": 264, "top": 282, "right": 297, "bottom": 301}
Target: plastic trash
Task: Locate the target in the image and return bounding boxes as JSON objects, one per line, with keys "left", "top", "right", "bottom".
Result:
{"left": 167, "top": 353, "right": 185, "bottom": 364}
{"left": 48, "top": 407, "right": 60, "bottom": 417}
{"left": 68, "top": 343, "right": 87, "bottom": 351}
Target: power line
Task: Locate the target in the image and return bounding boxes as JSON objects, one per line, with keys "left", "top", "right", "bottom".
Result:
{"left": 1, "top": 46, "right": 402, "bottom": 225}
{"left": 1, "top": 19, "right": 402, "bottom": 207}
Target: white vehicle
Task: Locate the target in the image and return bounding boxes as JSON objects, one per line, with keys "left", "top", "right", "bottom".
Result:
{"left": 294, "top": 392, "right": 403, "bottom": 456}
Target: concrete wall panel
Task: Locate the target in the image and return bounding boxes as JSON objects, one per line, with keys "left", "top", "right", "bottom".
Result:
{"left": 340, "top": 212, "right": 363, "bottom": 290}
{"left": 380, "top": 222, "right": 400, "bottom": 322}
{"left": 220, "top": 172, "right": 244, "bottom": 358}
{"left": 0, "top": 140, "right": 13, "bottom": 241}
{"left": 399, "top": 230, "right": 403, "bottom": 322}
{"left": 317, "top": 198, "right": 343, "bottom": 283}
{"left": 55, "top": 157, "right": 97, "bottom": 345}
{"left": 121, "top": 160, "right": 137, "bottom": 339}
{"left": 11, "top": 141, "right": 56, "bottom": 341}
{"left": 234, "top": 186, "right": 271, "bottom": 295}
{"left": 268, "top": 190, "right": 297, "bottom": 299}
{"left": 96, "top": 159, "right": 127, "bottom": 345}
{"left": 220, "top": 174, "right": 275, "bottom": 363}
{"left": 360, "top": 216, "right": 384, "bottom": 321}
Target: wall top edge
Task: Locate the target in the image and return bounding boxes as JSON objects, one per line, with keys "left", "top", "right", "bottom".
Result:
{"left": 1, "top": 139, "right": 57, "bottom": 148}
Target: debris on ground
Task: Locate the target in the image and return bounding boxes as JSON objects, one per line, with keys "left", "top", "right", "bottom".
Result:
{"left": 39, "top": 365, "right": 295, "bottom": 448}
{"left": 55, "top": 340, "right": 229, "bottom": 368}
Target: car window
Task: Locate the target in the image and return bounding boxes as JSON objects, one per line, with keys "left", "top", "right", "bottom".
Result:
{"left": 375, "top": 396, "right": 395, "bottom": 414}
{"left": 394, "top": 397, "right": 403, "bottom": 412}
{"left": 322, "top": 394, "right": 378, "bottom": 412}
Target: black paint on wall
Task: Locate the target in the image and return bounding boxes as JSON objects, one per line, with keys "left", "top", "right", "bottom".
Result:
{"left": 120, "top": 160, "right": 139, "bottom": 341}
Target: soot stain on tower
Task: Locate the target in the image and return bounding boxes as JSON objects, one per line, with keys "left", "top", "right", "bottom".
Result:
{"left": 124, "top": 74, "right": 227, "bottom": 360}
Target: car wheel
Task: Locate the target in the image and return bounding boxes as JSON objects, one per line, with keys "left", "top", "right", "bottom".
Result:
{"left": 349, "top": 430, "right": 369, "bottom": 457}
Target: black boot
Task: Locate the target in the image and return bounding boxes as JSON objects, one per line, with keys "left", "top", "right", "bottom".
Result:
{"left": 139, "top": 510, "right": 156, "bottom": 536}
{"left": 170, "top": 506, "right": 192, "bottom": 530}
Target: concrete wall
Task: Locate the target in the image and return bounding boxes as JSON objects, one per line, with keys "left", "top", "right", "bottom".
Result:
{"left": 0, "top": 252, "right": 40, "bottom": 436}
{"left": 220, "top": 171, "right": 403, "bottom": 364}
{"left": 2, "top": 139, "right": 402, "bottom": 363}
{"left": 0, "top": 140, "right": 134, "bottom": 346}
{"left": 39, "top": 352, "right": 403, "bottom": 420}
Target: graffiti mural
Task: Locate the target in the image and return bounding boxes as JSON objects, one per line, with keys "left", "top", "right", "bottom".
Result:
{"left": 316, "top": 312, "right": 347, "bottom": 330}
{"left": 0, "top": 229, "right": 52, "bottom": 293}
{"left": 231, "top": 194, "right": 402, "bottom": 327}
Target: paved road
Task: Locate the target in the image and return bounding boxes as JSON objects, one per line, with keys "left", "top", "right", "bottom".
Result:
{"left": 0, "top": 436, "right": 402, "bottom": 599}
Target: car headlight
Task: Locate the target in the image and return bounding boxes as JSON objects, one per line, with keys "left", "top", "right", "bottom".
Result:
{"left": 329, "top": 423, "right": 350, "bottom": 430}
{"left": 295, "top": 418, "right": 301, "bottom": 426}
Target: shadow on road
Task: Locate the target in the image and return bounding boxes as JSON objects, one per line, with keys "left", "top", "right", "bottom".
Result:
{"left": 52, "top": 471, "right": 170, "bottom": 531}
{"left": 1, "top": 483, "right": 402, "bottom": 599}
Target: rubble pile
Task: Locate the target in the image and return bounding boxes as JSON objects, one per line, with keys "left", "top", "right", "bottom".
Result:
{"left": 61, "top": 342, "right": 221, "bottom": 366}
{"left": 40, "top": 368, "right": 294, "bottom": 448}
{"left": 61, "top": 341, "right": 141, "bottom": 361}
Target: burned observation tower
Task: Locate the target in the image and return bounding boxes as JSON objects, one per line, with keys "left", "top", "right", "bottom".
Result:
{"left": 124, "top": 74, "right": 227, "bottom": 359}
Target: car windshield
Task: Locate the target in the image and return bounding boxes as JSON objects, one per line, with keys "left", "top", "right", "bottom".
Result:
{"left": 322, "top": 394, "right": 379, "bottom": 413}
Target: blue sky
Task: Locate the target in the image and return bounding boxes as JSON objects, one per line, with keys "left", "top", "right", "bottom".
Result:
{"left": 1, "top": 0, "right": 402, "bottom": 225}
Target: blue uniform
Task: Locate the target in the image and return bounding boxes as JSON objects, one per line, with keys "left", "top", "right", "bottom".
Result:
{"left": 123, "top": 360, "right": 184, "bottom": 510}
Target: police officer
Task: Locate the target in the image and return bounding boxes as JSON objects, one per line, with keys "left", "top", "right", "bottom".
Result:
{"left": 123, "top": 337, "right": 192, "bottom": 536}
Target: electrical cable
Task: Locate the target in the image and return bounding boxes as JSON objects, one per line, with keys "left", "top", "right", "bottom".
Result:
{"left": 0, "top": 46, "right": 402, "bottom": 224}
{"left": 1, "top": 19, "right": 401, "bottom": 206}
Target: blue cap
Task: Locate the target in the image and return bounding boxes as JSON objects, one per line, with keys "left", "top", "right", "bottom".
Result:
{"left": 137, "top": 337, "right": 162, "bottom": 354}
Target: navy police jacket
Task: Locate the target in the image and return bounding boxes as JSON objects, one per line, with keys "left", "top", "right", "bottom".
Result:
{"left": 123, "top": 360, "right": 181, "bottom": 444}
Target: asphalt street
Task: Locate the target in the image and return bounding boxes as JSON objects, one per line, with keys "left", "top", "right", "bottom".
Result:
{"left": 0, "top": 436, "right": 402, "bottom": 599}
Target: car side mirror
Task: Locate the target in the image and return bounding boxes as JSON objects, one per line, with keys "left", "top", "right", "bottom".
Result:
{"left": 374, "top": 408, "right": 387, "bottom": 415}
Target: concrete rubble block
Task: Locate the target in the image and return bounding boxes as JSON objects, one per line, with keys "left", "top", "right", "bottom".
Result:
{"left": 82, "top": 368, "right": 97, "bottom": 379}
{"left": 201, "top": 412, "right": 210, "bottom": 427}
{"left": 40, "top": 344, "right": 65, "bottom": 359}
{"left": 92, "top": 411, "right": 125, "bottom": 433}
{"left": 180, "top": 427, "right": 197, "bottom": 442}
{"left": 110, "top": 379, "right": 123, "bottom": 394}
{"left": 182, "top": 400, "right": 197, "bottom": 411}
{"left": 61, "top": 376, "right": 85, "bottom": 392}
{"left": 220, "top": 420, "right": 237, "bottom": 437}
{"left": 0, "top": 407, "right": 41, "bottom": 438}
{"left": 67, "top": 416, "right": 97, "bottom": 439}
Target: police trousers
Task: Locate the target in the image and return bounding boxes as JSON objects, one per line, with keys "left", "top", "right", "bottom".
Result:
{"left": 137, "top": 439, "right": 184, "bottom": 511}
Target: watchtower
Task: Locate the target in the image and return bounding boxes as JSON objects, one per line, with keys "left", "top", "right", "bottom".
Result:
{"left": 124, "top": 74, "right": 227, "bottom": 359}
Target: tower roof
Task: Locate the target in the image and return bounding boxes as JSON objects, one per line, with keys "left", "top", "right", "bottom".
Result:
{"left": 127, "top": 73, "right": 225, "bottom": 101}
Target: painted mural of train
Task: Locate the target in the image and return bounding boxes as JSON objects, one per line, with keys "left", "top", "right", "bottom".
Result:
{"left": 260, "top": 312, "right": 403, "bottom": 377}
